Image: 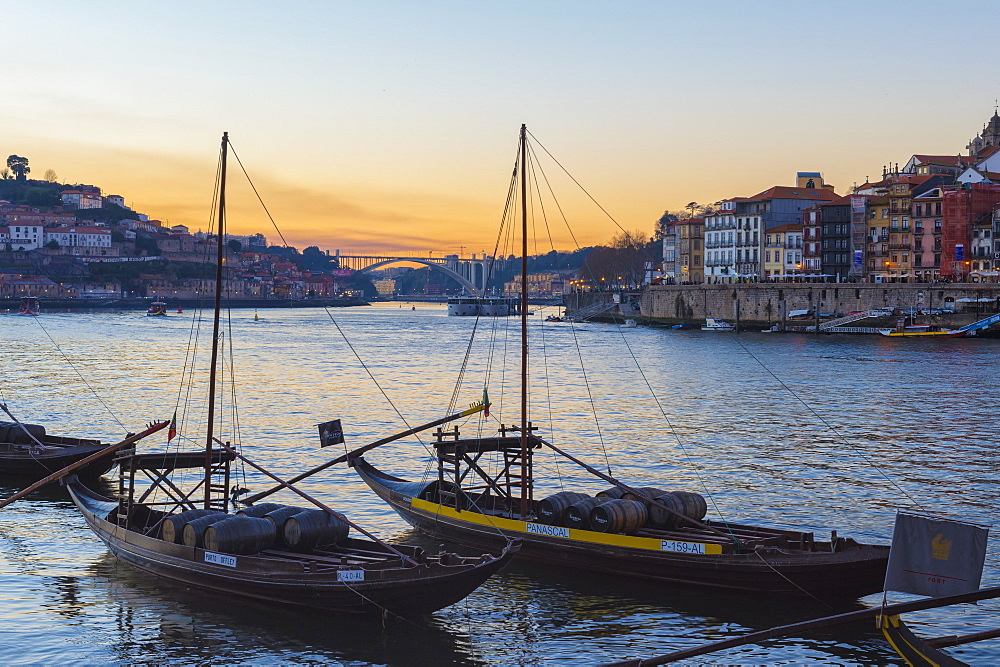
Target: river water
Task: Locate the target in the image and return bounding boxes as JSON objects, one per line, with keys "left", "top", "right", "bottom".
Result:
{"left": 1, "top": 303, "right": 997, "bottom": 665}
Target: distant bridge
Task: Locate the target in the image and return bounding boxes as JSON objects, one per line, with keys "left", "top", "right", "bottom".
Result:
{"left": 334, "top": 253, "right": 497, "bottom": 296}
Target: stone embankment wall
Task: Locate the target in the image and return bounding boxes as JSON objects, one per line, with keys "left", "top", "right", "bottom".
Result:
{"left": 566, "top": 284, "right": 1000, "bottom": 328}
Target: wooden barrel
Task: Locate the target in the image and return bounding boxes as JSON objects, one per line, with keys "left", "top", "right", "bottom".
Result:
{"left": 262, "top": 506, "right": 307, "bottom": 546}
{"left": 161, "top": 508, "right": 217, "bottom": 543}
{"left": 204, "top": 516, "right": 276, "bottom": 555}
{"left": 182, "top": 514, "right": 230, "bottom": 547}
{"left": 283, "top": 510, "right": 349, "bottom": 552}
{"left": 235, "top": 502, "right": 284, "bottom": 518}
{"left": 622, "top": 487, "right": 669, "bottom": 508}
{"left": 565, "top": 497, "right": 613, "bottom": 530}
{"left": 671, "top": 491, "right": 708, "bottom": 521}
{"left": 648, "top": 493, "right": 687, "bottom": 528}
{"left": 537, "top": 491, "right": 590, "bottom": 526}
{"left": 595, "top": 487, "right": 627, "bottom": 499}
{"left": 589, "top": 499, "right": 648, "bottom": 534}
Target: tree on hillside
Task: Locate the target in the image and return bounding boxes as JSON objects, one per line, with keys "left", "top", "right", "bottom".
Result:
{"left": 227, "top": 239, "right": 243, "bottom": 254}
{"left": 43, "top": 169, "right": 58, "bottom": 182}
{"left": 0, "top": 168, "right": 9, "bottom": 179}
{"left": 7, "top": 155, "right": 29, "bottom": 181}
{"left": 655, "top": 211, "right": 679, "bottom": 240}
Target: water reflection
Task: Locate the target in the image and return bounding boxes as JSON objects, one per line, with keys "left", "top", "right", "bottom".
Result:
{"left": 2, "top": 306, "right": 998, "bottom": 663}
{"left": 83, "top": 553, "right": 481, "bottom": 665}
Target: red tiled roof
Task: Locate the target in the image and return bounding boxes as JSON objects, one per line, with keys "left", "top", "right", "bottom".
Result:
{"left": 768, "top": 223, "right": 803, "bottom": 233}
{"left": 749, "top": 186, "right": 840, "bottom": 201}
{"left": 911, "top": 155, "right": 965, "bottom": 166}
{"left": 975, "top": 145, "right": 1000, "bottom": 161}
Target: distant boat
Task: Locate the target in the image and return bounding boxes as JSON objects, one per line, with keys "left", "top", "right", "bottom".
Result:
{"left": 622, "top": 318, "right": 637, "bottom": 328}
{"left": 17, "top": 297, "right": 39, "bottom": 316}
{"left": 701, "top": 318, "right": 735, "bottom": 332}
{"left": 878, "top": 324, "right": 964, "bottom": 338}
{"left": 147, "top": 301, "right": 168, "bottom": 317}
{"left": 447, "top": 295, "right": 518, "bottom": 317}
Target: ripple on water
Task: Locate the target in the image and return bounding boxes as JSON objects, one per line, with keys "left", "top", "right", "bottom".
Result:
{"left": 1, "top": 306, "right": 998, "bottom": 663}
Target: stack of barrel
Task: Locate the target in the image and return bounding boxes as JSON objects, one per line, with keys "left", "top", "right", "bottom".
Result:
{"left": 159, "top": 503, "right": 349, "bottom": 555}
{"left": 536, "top": 486, "right": 707, "bottom": 535}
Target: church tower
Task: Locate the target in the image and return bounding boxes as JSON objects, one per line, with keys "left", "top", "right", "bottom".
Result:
{"left": 967, "top": 107, "right": 1000, "bottom": 157}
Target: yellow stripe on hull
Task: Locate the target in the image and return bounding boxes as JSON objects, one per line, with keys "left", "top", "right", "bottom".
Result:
{"left": 408, "top": 497, "right": 723, "bottom": 555}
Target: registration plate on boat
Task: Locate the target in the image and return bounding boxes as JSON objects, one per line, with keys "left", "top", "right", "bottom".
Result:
{"left": 204, "top": 551, "right": 237, "bottom": 568}
{"left": 660, "top": 540, "right": 706, "bottom": 555}
{"left": 337, "top": 569, "right": 365, "bottom": 582}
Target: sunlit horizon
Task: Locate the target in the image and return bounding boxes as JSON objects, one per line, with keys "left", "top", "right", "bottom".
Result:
{"left": 4, "top": 1, "right": 998, "bottom": 254}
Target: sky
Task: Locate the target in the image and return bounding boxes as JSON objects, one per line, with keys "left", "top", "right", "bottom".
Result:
{"left": 4, "top": 1, "right": 999, "bottom": 255}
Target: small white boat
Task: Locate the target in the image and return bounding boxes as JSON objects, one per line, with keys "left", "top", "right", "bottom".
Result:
{"left": 701, "top": 318, "right": 735, "bottom": 332}
{"left": 622, "top": 318, "right": 637, "bottom": 328}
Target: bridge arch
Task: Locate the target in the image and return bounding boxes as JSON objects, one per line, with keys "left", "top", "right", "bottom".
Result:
{"left": 355, "top": 258, "right": 480, "bottom": 295}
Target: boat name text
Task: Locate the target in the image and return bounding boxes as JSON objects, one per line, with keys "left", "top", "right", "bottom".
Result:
{"left": 204, "top": 551, "right": 237, "bottom": 568}
{"left": 526, "top": 523, "right": 570, "bottom": 538}
{"left": 661, "top": 540, "right": 706, "bottom": 555}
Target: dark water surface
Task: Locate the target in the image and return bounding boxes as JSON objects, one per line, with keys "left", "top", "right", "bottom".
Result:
{"left": 1, "top": 303, "right": 997, "bottom": 664}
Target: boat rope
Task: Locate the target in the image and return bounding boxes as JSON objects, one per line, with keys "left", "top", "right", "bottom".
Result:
{"left": 322, "top": 309, "right": 433, "bottom": 457}
{"left": 732, "top": 337, "right": 928, "bottom": 514}
{"left": 523, "top": 132, "right": 746, "bottom": 536}
{"left": 336, "top": 578, "right": 431, "bottom": 630}
{"left": 752, "top": 549, "right": 833, "bottom": 608}
{"left": 25, "top": 316, "right": 129, "bottom": 433}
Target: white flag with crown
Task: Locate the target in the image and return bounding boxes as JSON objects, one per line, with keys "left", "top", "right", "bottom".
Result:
{"left": 884, "top": 512, "right": 989, "bottom": 598}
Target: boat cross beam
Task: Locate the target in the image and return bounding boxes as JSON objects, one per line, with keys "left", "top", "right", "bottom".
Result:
{"left": 603, "top": 585, "right": 1000, "bottom": 666}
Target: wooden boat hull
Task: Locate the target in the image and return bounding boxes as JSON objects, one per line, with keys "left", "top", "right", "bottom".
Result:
{"left": 67, "top": 480, "right": 516, "bottom": 616}
{"left": 0, "top": 442, "right": 115, "bottom": 480}
{"left": 354, "top": 458, "right": 889, "bottom": 600}
{"left": 879, "top": 614, "right": 966, "bottom": 667}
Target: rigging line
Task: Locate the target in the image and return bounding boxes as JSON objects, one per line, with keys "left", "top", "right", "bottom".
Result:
{"left": 565, "top": 318, "right": 613, "bottom": 476}
{"left": 227, "top": 142, "right": 292, "bottom": 249}
{"left": 524, "top": 142, "right": 559, "bottom": 252}
{"left": 537, "top": 314, "right": 564, "bottom": 491}
{"left": 446, "top": 146, "right": 520, "bottom": 418}
{"left": 223, "top": 299, "right": 248, "bottom": 489}
{"left": 604, "top": 314, "right": 741, "bottom": 539}
{"left": 523, "top": 139, "right": 611, "bottom": 294}
{"left": 732, "top": 337, "right": 927, "bottom": 513}
{"left": 28, "top": 317, "right": 128, "bottom": 433}
{"left": 174, "top": 149, "right": 222, "bottom": 425}
{"left": 527, "top": 130, "right": 656, "bottom": 261}
{"left": 321, "top": 307, "right": 433, "bottom": 456}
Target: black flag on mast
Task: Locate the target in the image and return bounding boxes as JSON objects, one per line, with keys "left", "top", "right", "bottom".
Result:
{"left": 318, "top": 419, "right": 345, "bottom": 448}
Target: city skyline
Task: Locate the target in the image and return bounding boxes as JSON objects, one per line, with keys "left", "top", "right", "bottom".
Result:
{"left": 4, "top": 1, "right": 999, "bottom": 254}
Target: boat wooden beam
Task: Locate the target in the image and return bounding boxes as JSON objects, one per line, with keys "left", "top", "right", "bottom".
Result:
{"left": 603, "top": 585, "right": 1000, "bottom": 666}
{"left": 0, "top": 421, "right": 170, "bottom": 510}
{"left": 216, "top": 440, "right": 420, "bottom": 567}
{"left": 241, "top": 402, "right": 488, "bottom": 505}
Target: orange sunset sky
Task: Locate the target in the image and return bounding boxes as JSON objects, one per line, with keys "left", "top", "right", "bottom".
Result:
{"left": 4, "top": 1, "right": 998, "bottom": 255}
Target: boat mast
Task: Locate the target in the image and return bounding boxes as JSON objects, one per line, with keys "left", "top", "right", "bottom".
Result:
{"left": 205, "top": 131, "right": 228, "bottom": 509}
{"left": 519, "top": 124, "right": 529, "bottom": 519}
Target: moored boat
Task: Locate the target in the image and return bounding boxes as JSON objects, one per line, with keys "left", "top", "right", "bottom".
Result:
{"left": 58, "top": 132, "right": 515, "bottom": 617}
{"left": 447, "top": 295, "right": 518, "bottom": 316}
{"left": 701, "top": 318, "right": 735, "bottom": 331}
{"left": 343, "top": 126, "right": 889, "bottom": 600}
{"left": 0, "top": 418, "right": 115, "bottom": 480}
